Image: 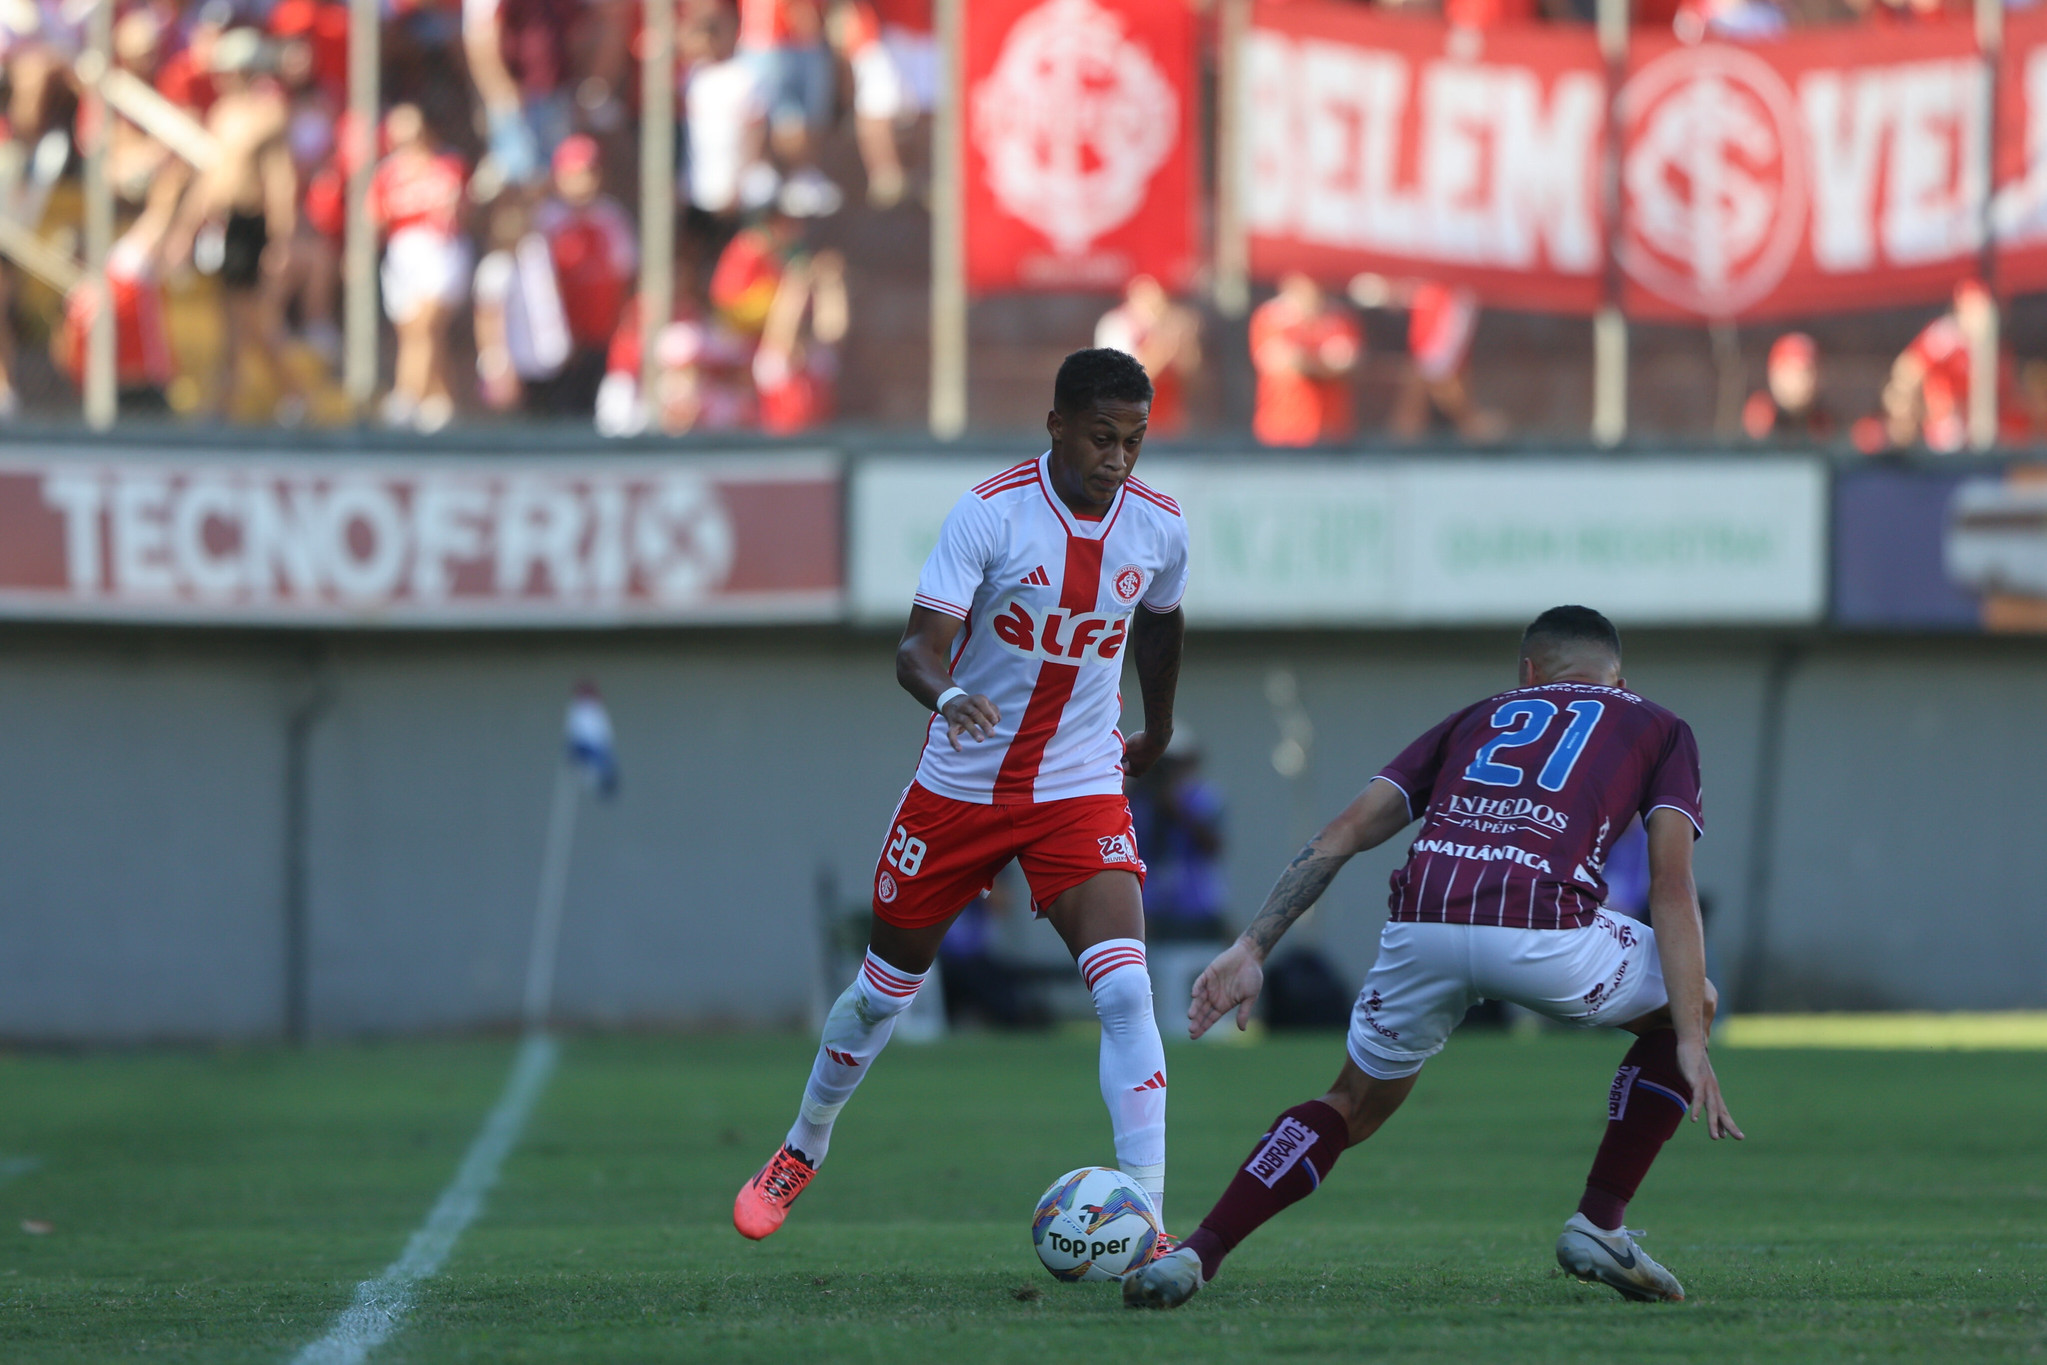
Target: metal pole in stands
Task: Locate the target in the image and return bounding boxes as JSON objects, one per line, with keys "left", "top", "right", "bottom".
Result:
{"left": 1970, "top": 0, "right": 2002, "bottom": 451}
{"left": 80, "top": 0, "right": 115, "bottom": 430}
{"left": 639, "top": 0, "right": 677, "bottom": 428}
{"left": 343, "top": 0, "right": 380, "bottom": 412}
{"left": 929, "top": 0, "right": 967, "bottom": 440}
{"left": 1591, "top": 0, "right": 1628, "bottom": 448}
{"left": 1212, "top": 0, "right": 1249, "bottom": 319}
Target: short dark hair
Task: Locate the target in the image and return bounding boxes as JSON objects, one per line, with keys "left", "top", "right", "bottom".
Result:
{"left": 1054, "top": 347, "right": 1153, "bottom": 414}
{"left": 1521, "top": 605, "right": 1621, "bottom": 663}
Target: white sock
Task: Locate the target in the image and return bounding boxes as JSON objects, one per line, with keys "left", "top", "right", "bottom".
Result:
{"left": 1079, "top": 938, "right": 1167, "bottom": 1224}
{"left": 785, "top": 950, "right": 927, "bottom": 1165}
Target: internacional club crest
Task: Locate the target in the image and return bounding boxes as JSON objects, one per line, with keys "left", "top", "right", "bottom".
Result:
{"left": 972, "top": 0, "right": 1179, "bottom": 257}
{"left": 1618, "top": 45, "right": 1808, "bottom": 317}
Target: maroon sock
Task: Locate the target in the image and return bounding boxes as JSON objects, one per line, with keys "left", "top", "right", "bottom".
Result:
{"left": 1577, "top": 1028, "right": 1689, "bottom": 1231}
{"left": 1184, "top": 1100, "right": 1349, "bottom": 1281}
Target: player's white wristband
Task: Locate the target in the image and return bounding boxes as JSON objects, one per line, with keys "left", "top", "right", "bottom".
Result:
{"left": 934, "top": 686, "right": 968, "bottom": 715}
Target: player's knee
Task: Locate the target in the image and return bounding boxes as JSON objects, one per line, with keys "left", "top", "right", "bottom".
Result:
{"left": 1087, "top": 962, "right": 1154, "bottom": 1026}
{"left": 848, "top": 951, "right": 926, "bottom": 1022}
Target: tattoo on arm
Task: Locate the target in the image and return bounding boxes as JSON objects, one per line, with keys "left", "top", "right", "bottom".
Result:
{"left": 1241, "top": 841, "right": 1352, "bottom": 956}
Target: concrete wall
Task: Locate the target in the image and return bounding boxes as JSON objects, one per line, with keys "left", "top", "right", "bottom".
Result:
{"left": 0, "top": 625, "right": 2042, "bottom": 1040}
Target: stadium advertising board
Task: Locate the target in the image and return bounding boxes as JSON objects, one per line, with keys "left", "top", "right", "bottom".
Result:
{"left": 850, "top": 457, "right": 1826, "bottom": 626}
{"left": 0, "top": 452, "right": 842, "bottom": 626}
{"left": 1246, "top": 3, "right": 1991, "bottom": 320}
{"left": 1835, "top": 461, "right": 2047, "bottom": 631}
{"left": 964, "top": 0, "right": 1199, "bottom": 292}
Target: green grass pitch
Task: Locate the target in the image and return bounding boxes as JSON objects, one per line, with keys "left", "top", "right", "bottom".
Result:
{"left": 0, "top": 1030, "right": 2040, "bottom": 1363}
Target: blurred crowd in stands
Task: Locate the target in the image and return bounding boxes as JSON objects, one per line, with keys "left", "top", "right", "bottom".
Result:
{"left": 0, "top": 0, "right": 2035, "bottom": 447}
{"left": 0, "top": 0, "right": 923, "bottom": 432}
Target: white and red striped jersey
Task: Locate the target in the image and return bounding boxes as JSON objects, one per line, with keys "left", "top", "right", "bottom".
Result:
{"left": 911, "top": 454, "right": 1189, "bottom": 805}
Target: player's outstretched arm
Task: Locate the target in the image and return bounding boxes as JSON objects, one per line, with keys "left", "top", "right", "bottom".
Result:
{"left": 1121, "top": 605, "right": 1184, "bottom": 779}
{"left": 1645, "top": 808, "right": 1744, "bottom": 1141}
{"left": 1188, "top": 778, "right": 1414, "bottom": 1039}
{"left": 896, "top": 606, "right": 1000, "bottom": 750}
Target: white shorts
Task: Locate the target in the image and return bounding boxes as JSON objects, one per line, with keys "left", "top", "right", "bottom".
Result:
{"left": 1347, "top": 914, "right": 1667, "bottom": 1080}
{"left": 851, "top": 44, "right": 909, "bottom": 121}
{"left": 381, "top": 227, "right": 472, "bottom": 325}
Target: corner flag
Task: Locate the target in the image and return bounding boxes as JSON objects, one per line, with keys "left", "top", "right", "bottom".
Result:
{"left": 566, "top": 683, "right": 618, "bottom": 797}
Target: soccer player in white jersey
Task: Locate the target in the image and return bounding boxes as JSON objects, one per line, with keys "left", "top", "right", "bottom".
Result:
{"left": 735, "top": 348, "right": 1190, "bottom": 1247}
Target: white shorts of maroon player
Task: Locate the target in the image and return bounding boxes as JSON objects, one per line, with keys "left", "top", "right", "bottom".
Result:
{"left": 1346, "top": 911, "right": 1667, "bottom": 1080}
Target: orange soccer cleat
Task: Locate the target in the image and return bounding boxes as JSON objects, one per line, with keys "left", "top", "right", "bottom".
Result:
{"left": 733, "top": 1144, "right": 817, "bottom": 1240}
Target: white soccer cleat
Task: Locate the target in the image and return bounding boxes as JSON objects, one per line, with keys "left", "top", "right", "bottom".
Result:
{"left": 1122, "top": 1245, "right": 1204, "bottom": 1309}
{"left": 1555, "top": 1213, "right": 1686, "bottom": 1302}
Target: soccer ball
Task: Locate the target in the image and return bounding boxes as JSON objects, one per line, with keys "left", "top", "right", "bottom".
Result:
{"left": 1029, "top": 1167, "right": 1160, "bottom": 1283}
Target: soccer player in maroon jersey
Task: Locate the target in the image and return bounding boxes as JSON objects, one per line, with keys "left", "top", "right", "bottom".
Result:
{"left": 1125, "top": 606, "right": 1743, "bottom": 1309}
{"left": 734, "top": 349, "right": 1190, "bottom": 1247}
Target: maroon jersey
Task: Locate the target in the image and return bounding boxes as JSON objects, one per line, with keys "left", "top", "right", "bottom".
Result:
{"left": 1376, "top": 682, "right": 1703, "bottom": 931}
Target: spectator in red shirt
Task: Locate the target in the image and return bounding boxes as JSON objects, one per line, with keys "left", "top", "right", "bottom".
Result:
{"left": 710, "top": 208, "right": 803, "bottom": 338}
{"left": 1381, "top": 278, "right": 1503, "bottom": 441}
{"left": 154, "top": 2, "right": 230, "bottom": 118}
{"left": 369, "top": 103, "right": 470, "bottom": 431}
{"left": 530, "top": 133, "right": 638, "bottom": 413}
{"left": 1883, "top": 279, "right": 2009, "bottom": 453}
{"left": 1743, "top": 333, "right": 1834, "bottom": 443}
{"left": 1094, "top": 274, "right": 1202, "bottom": 438}
{"left": 56, "top": 168, "right": 183, "bottom": 414}
{"left": 754, "top": 247, "right": 848, "bottom": 432}
{"left": 272, "top": 24, "right": 346, "bottom": 365}
{"left": 1250, "top": 273, "right": 1361, "bottom": 447}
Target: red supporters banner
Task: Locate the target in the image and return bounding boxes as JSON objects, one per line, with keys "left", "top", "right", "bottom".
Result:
{"left": 1619, "top": 22, "right": 1983, "bottom": 320}
{"left": 1996, "top": 7, "right": 2047, "bottom": 296}
{"left": 1245, "top": 2, "right": 1992, "bottom": 320}
{"left": 0, "top": 453, "right": 842, "bottom": 626}
{"left": 1245, "top": 7, "right": 1608, "bottom": 314}
{"left": 964, "top": 0, "right": 1199, "bottom": 292}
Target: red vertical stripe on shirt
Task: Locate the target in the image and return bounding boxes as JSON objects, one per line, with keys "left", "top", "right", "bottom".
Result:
{"left": 993, "top": 535, "right": 1105, "bottom": 802}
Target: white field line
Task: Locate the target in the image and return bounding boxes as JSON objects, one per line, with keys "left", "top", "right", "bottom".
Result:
{"left": 290, "top": 1031, "right": 559, "bottom": 1365}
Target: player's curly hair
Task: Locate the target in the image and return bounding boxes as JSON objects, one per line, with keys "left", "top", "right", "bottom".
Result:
{"left": 1522, "top": 605, "right": 1621, "bottom": 662}
{"left": 1053, "top": 347, "right": 1154, "bottom": 414}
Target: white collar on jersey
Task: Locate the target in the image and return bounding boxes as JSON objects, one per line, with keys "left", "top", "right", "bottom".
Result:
{"left": 1034, "top": 451, "right": 1125, "bottom": 540}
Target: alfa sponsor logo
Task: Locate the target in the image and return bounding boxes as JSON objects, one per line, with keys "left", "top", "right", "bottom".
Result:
{"left": 1098, "top": 832, "right": 1139, "bottom": 864}
{"left": 1245, "top": 1116, "right": 1319, "bottom": 1188}
{"left": 1410, "top": 838, "right": 1553, "bottom": 873}
{"left": 990, "top": 600, "right": 1129, "bottom": 665}
{"left": 1443, "top": 794, "right": 1569, "bottom": 836}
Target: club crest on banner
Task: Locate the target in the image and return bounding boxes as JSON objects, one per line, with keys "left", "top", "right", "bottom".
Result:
{"left": 1618, "top": 46, "right": 1809, "bottom": 318}
{"left": 966, "top": 0, "right": 1195, "bottom": 286}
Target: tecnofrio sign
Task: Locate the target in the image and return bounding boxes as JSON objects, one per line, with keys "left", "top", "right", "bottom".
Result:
{"left": 0, "top": 451, "right": 843, "bottom": 625}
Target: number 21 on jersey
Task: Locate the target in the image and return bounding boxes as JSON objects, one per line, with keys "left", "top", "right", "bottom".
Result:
{"left": 885, "top": 825, "right": 927, "bottom": 877}
{"left": 1464, "top": 699, "right": 1605, "bottom": 792}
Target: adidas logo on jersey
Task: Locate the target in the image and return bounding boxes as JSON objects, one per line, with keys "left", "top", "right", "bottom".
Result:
{"left": 1021, "top": 565, "right": 1052, "bottom": 587}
